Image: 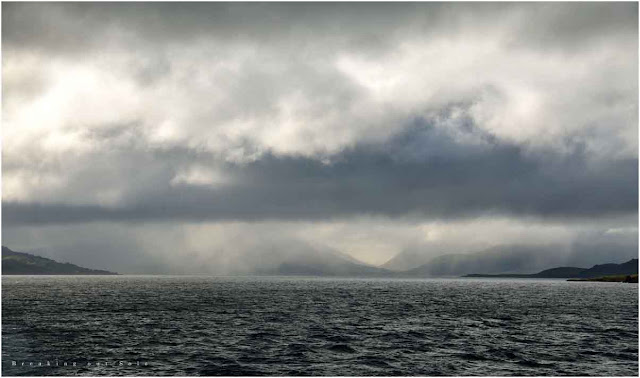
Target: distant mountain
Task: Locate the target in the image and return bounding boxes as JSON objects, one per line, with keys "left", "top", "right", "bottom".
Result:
{"left": 180, "top": 238, "right": 396, "bottom": 277}
{"left": 263, "top": 260, "right": 391, "bottom": 277}
{"left": 254, "top": 247, "right": 393, "bottom": 277}
{"left": 465, "top": 267, "right": 586, "bottom": 278}
{"left": 2, "top": 246, "right": 118, "bottom": 275}
{"left": 580, "top": 259, "right": 638, "bottom": 278}
{"left": 381, "top": 249, "right": 431, "bottom": 272}
{"left": 399, "top": 245, "right": 566, "bottom": 277}
{"left": 465, "top": 259, "right": 638, "bottom": 278}
{"left": 534, "top": 267, "right": 588, "bottom": 278}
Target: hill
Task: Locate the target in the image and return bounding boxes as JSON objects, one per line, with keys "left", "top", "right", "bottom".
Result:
{"left": 381, "top": 249, "right": 432, "bottom": 272}
{"left": 465, "top": 259, "right": 638, "bottom": 278}
{"left": 262, "top": 260, "right": 392, "bottom": 277}
{"left": 2, "top": 246, "right": 118, "bottom": 275}
{"left": 399, "top": 245, "right": 566, "bottom": 277}
{"left": 251, "top": 245, "right": 394, "bottom": 277}
{"left": 579, "top": 259, "right": 638, "bottom": 278}
{"left": 170, "top": 239, "right": 395, "bottom": 277}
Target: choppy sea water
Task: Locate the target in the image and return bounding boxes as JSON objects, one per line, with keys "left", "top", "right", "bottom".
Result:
{"left": 2, "top": 276, "right": 638, "bottom": 376}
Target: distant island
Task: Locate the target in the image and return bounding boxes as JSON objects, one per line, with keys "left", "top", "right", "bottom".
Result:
{"left": 2, "top": 246, "right": 118, "bottom": 275}
{"left": 464, "top": 258, "right": 638, "bottom": 280}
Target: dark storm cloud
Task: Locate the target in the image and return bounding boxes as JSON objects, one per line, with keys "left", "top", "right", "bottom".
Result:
{"left": 4, "top": 3, "right": 636, "bottom": 54}
{"left": 4, "top": 121, "right": 636, "bottom": 226}
{"left": 2, "top": 2, "right": 637, "bottom": 226}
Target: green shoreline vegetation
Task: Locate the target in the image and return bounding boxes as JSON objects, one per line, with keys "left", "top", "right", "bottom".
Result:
{"left": 568, "top": 274, "right": 638, "bottom": 283}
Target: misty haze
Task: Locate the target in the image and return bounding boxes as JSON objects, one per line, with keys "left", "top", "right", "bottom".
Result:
{"left": 2, "top": 2, "right": 638, "bottom": 377}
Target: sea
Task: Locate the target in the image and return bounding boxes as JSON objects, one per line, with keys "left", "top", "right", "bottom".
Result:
{"left": 2, "top": 276, "right": 638, "bottom": 376}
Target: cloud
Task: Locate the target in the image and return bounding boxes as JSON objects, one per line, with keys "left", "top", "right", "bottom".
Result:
{"left": 2, "top": 3, "right": 637, "bottom": 270}
{"left": 3, "top": 3, "right": 636, "bottom": 165}
{"left": 3, "top": 119, "right": 637, "bottom": 226}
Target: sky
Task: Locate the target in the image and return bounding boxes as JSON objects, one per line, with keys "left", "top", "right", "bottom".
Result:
{"left": 2, "top": 2, "right": 638, "bottom": 273}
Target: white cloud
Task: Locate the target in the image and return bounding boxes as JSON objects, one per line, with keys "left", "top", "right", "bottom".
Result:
{"left": 170, "top": 165, "right": 231, "bottom": 188}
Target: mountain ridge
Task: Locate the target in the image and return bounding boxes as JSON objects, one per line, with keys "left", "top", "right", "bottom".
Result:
{"left": 465, "top": 258, "right": 638, "bottom": 278}
{"left": 398, "top": 245, "right": 566, "bottom": 277}
{"left": 2, "top": 246, "right": 118, "bottom": 275}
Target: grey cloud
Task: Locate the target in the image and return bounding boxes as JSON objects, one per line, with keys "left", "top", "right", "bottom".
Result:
{"left": 4, "top": 3, "right": 636, "bottom": 54}
{"left": 567, "top": 228, "right": 639, "bottom": 268}
{"left": 3, "top": 120, "right": 636, "bottom": 226}
{"left": 3, "top": 2, "right": 636, "bottom": 162}
{"left": 508, "top": 3, "right": 638, "bottom": 50}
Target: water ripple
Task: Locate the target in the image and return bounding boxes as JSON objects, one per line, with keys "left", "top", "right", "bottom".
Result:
{"left": 2, "top": 276, "right": 638, "bottom": 376}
